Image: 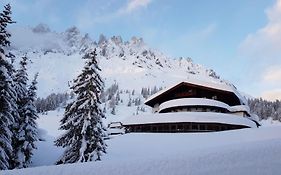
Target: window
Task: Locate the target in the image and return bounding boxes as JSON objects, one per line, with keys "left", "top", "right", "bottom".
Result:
{"left": 143, "top": 126, "right": 150, "bottom": 132}
{"left": 177, "top": 124, "right": 183, "bottom": 131}
{"left": 184, "top": 124, "right": 190, "bottom": 130}
{"left": 199, "top": 124, "right": 205, "bottom": 130}
{"left": 214, "top": 125, "right": 219, "bottom": 131}
{"left": 171, "top": 125, "right": 176, "bottom": 131}
{"left": 158, "top": 125, "right": 163, "bottom": 132}
{"left": 163, "top": 125, "right": 169, "bottom": 132}
{"left": 207, "top": 125, "right": 212, "bottom": 131}
{"left": 192, "top": 124, "right": 198, "bottom": 130}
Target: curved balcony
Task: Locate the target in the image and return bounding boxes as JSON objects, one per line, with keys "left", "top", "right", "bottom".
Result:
{"left": 122, "top": 112, "right": 258, "bottom": 130}
{"left": 158, "top": 98, "right": 230, "bottom": 113}
{"left": 229, "top": 105, "right": 250, "bottom": 114}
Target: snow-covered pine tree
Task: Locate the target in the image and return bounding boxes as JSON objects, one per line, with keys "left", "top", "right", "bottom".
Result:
{"left": 55, "top": 49, "right": 107, "bottom": 164}
{"left": 12, "top": 55, "right": 28, "bottom": 168}
{"left": 111, "top": 106, "right": 116, "bottom": 115}
{"left": 0, "top": 51, "right": 15, "bottom": 170}
{"left": 19, "top": 73, "right": 39, "bottom": 167}
{"left": 12, "top": 59, "right": 39, "bottom": 169}
{"left": 127, "top": 97, "right": 132, "bottom": 107}
{"left": 0, "top": 4, "right": 14, "bottom": 56}
{"left": 0, "top": 3, "right": 17, "bottom": 170}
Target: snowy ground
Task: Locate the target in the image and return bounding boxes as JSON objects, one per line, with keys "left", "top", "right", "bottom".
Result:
{"left": 3, "top": 126, "right": 281, "bottom": 175}
{"left": 2, "top": 110, "right": 281, "bottom": 175}
{"left": 259, "top": 118, "right": 281, "bottom": 126}
{"left": 31, "top": 111, "right": 64, "bottom": 167}
{"left": 3, "top": 110, "right": 281, "bottom": 175}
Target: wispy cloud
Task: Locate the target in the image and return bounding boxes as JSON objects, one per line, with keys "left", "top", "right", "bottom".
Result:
{"left": 76, "top": 0, "right": 152, "bottom": 30}
{"left": 118, "top": 0, "right": 152, "bottom": 14}
{"left": 239, "top": 0, "right": 281, "bottom": 62}
{"left": 263, "top": 66, "right": 281, "bottom": 82}
{"left": 239, "top": 0, "right": 281, "bottom": 100}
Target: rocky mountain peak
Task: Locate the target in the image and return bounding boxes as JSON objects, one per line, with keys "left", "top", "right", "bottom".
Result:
{"left": 98, "top": 34, "right": 107, "bottom": 46}
{"left": 32, "top": 23, "right": 51, "bottom": 33}
{"left": 9, "top": 25, "right": 227, "bottom": 98}
{"left": 110, "top": 35, "right": 123, "bottom": 45}
{"left": 130, "top": 36, "right": 144, "bottom": 46}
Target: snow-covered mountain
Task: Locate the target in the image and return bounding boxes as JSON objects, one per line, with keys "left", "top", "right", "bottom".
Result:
{"left": 8, "top": 24, "right": 243, "bottom": 124}
{"left": 9, "top": 24, "right": 224, "bottom": 98}
{"left": 5, "top": 25, "right": 281, "bottom": 175}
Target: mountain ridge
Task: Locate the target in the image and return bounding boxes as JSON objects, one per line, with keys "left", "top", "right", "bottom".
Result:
{"left": 9, "top": 24, "right": 228, "bottom": 98}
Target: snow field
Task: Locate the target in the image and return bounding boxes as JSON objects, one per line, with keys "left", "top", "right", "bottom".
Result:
{"left": 3, "top": 126, "right": 281, "bottom": 175}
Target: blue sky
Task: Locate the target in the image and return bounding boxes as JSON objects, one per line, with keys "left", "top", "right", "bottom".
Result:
{"left": 1, "top": 0, "right": 281, "bottom": 100}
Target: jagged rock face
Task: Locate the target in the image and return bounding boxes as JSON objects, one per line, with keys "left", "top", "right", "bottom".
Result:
{"left": 8, "top": 25, "right": 223, "bottom": 97}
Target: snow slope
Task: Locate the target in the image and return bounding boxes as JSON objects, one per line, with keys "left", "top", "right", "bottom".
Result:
{"left": 3, "top": 126, "right": 281, "bottom": 175}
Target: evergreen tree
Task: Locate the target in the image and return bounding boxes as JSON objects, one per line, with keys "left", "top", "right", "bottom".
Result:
{"left": 116, "top": 90, "right": 120, "bottom": 102}
{"left": 13, "top": 69, "right": 39, "bottom": 168}
{"left": 0, "top": 54, "right": 15, "bottom": 170}
{"left": 111, "top": 106, "right": 116, "bottom": 115}
{"left": 109, "top": 96, "right": 116, "bottom": 108}
{"left": 0, "top": 4, "right": 14, "bottom": 56}
{"left": 248, "top": 98, "right": 281, "bottom": 121}
{"left": 103, "top": 104, "right": 106, "bottom": 113}
{"left": 127, "top": 97, "right": 132, "bottom": 107}
{"left": 12, "top": 55, "right": 28, "bottom": 168}
{"left": 0, "top": 3, "right": 16, "bottom": 170}
{"left": 55, "top": 49, "right": 107, "bottom": 164}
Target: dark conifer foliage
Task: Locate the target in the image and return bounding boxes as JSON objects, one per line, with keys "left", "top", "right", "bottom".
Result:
{"left": 35, "top": 92, "right": 70, "bottom": 113}
{"left": 12, "top": 55, "right": 39, "bottom": 168}
{"left": 17, "top": 73, "right": 39, "bottom": 167}
{"left": 248, "top": 98, "right": 281, "bottom": 121}
{"left": 0, "top": 4, "right": 39, "bottom": 169}
{"left": 0, "top": 4, "right": 15, "bottom": 55}
{"left": 11, "top": 56, "right": 28, "bottom": 168}
{"left": 0, "top": 56, "right": 16, "bottom": 169}
{"left": 0, "top": 3, "right": 17, "bottom": 170}
{"left": 55, "top": 49, "right": 107, "bottom": 164}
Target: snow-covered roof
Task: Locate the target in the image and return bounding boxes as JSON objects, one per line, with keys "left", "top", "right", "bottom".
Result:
{"left": 122, "top": 112, "right": 257, "bottom": 128}
{"left": 229, "top": 105, "right": 250, "bottom": 114}
{"left": 145, "top": 78, "right": 247, "bottom": 105}
{"left": 108, "top": 122, "right": 122, "bottom": 128}
{"left": 159, "top": 98, "right": 230, "bottom": 112}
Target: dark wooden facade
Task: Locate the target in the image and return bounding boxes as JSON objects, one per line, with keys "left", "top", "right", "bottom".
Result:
{"left": 145, "top": 82, "right": 242, "bottom": 107}
{"left": 125, "top": 122, "right": 249, "bottom": 133}
{"left": 125, "top": 81, "right": 254, "bottom": 133}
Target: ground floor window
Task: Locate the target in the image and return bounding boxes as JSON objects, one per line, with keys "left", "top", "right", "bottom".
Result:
{"left": 126, "top": 122, "right": 248, "bottom": 133}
